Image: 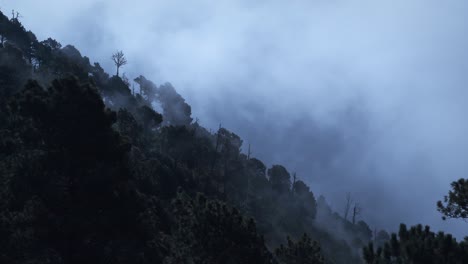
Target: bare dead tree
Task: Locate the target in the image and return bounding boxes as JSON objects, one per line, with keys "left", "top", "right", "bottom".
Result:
{"left": 210, "top": 124, "right": 222, "bottom": 174}
{"left": 352, "top": 203, "right": 361, "bottom": 224}
{"left": 247, "top": 143, "right": 252, "bottom": 160}
{"left": 344, "top": 192, "right": 353, "bottom": 221}
{"left": 111, "top": 50, "right": 127, "bottom": 77}
{"left": 291, "top": 172, "right": 297, "bottom": 193}
{"left": 11, "top": 10, "right": 21, "bottom": 20}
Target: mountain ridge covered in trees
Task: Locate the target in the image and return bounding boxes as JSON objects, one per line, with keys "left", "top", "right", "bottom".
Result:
{"left": 1, "top": 9, "right": 467, "bottom": 264}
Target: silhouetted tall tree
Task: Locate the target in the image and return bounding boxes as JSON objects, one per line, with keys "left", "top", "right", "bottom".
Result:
{"left": 111, "top": 50, "right": 127, "bottom": 77}
{"left": 344, "top": 192, "right": 353, "bottom": 221}
{"left": 437, "top": 178, "right": 468, "bottom": 221}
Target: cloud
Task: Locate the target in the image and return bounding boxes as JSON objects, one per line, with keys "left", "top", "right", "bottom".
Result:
{"left": 3, "top": 0, "right": 468, "bottom": 238}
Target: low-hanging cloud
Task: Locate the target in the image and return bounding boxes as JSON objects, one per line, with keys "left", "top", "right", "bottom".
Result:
{"left": 3, "top": 0, "right": 468, "bottom": 238}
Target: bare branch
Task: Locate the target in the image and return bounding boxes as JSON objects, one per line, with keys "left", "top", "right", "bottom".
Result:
{"left": 344, "top": 192, "right": 353, "bottom": 221}
{"left": 352, "top": 203, "right": 361, "bottom": 224}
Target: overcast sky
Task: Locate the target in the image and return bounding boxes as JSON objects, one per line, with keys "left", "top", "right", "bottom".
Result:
{"left": 3, "top": 0, "right": 468, "bottom": 238}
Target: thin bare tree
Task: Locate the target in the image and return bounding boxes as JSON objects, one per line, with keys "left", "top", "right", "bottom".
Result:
{"left": 291, "top": 172, "right": 297, "bottom": 195}
{"left": 11, "top": 10, "right": 21, "bottom": 20}
{"left": 344, "top": 192, "right": 353, "bottom": 221}
{"left": 210, "top": 124, "right": 222, "bottom": 174}
{"left": 352, "top": 203, "right": 361, "bottom": 224}
{"left": 111, "top": 50, "right": 127, "bottom": 77}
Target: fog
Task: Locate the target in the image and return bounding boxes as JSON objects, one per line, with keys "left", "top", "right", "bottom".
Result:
{"left": 3, "top": 0, "right": 468, "bottom": 238}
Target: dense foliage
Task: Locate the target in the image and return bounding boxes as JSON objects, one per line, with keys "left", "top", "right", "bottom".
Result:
{"left": 437, "top": 178, "right": 468, "bottom": 220}
{"left": 275, "top": 234, "right": 324, "bottom": 264}
{"left": 363, "top": 224, "right": 468, "bottom": 264}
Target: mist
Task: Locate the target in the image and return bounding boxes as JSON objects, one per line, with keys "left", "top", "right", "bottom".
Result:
{"left": 3, "top": 0, "right": 468, "bottom": 238}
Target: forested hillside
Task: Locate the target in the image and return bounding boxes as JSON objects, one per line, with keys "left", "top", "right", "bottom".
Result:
{"left": 1, "top": 10, "right": 467, "bottom": 264}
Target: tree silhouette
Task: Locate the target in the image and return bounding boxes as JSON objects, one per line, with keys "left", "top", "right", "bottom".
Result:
{"left": 344, "top": 192, "right": 353, "bottom": 221}
{"left": 275, "top": 233, "right": 324, "bottom": 264}
{"left": 437, "top": 178, "right": 468, "bottom": 221}
{"left": 363, "top": 224, "right": 468, "bottom": 264}
{"left": 111, "top": 50, "right": 127, "bottom": 77}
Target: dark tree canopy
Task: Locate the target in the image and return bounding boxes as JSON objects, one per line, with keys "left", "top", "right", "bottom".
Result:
{"left": 275, "top": 233, "right": 324, "bottom": 264}
{"left": 363, "top": 224, "right": 468, "bottom": 264}
{"left": 268, "top": 165, "right": 291, "bottom": 195}
{"left": 437, "top": 178, "right": 468, "bottom": 221}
